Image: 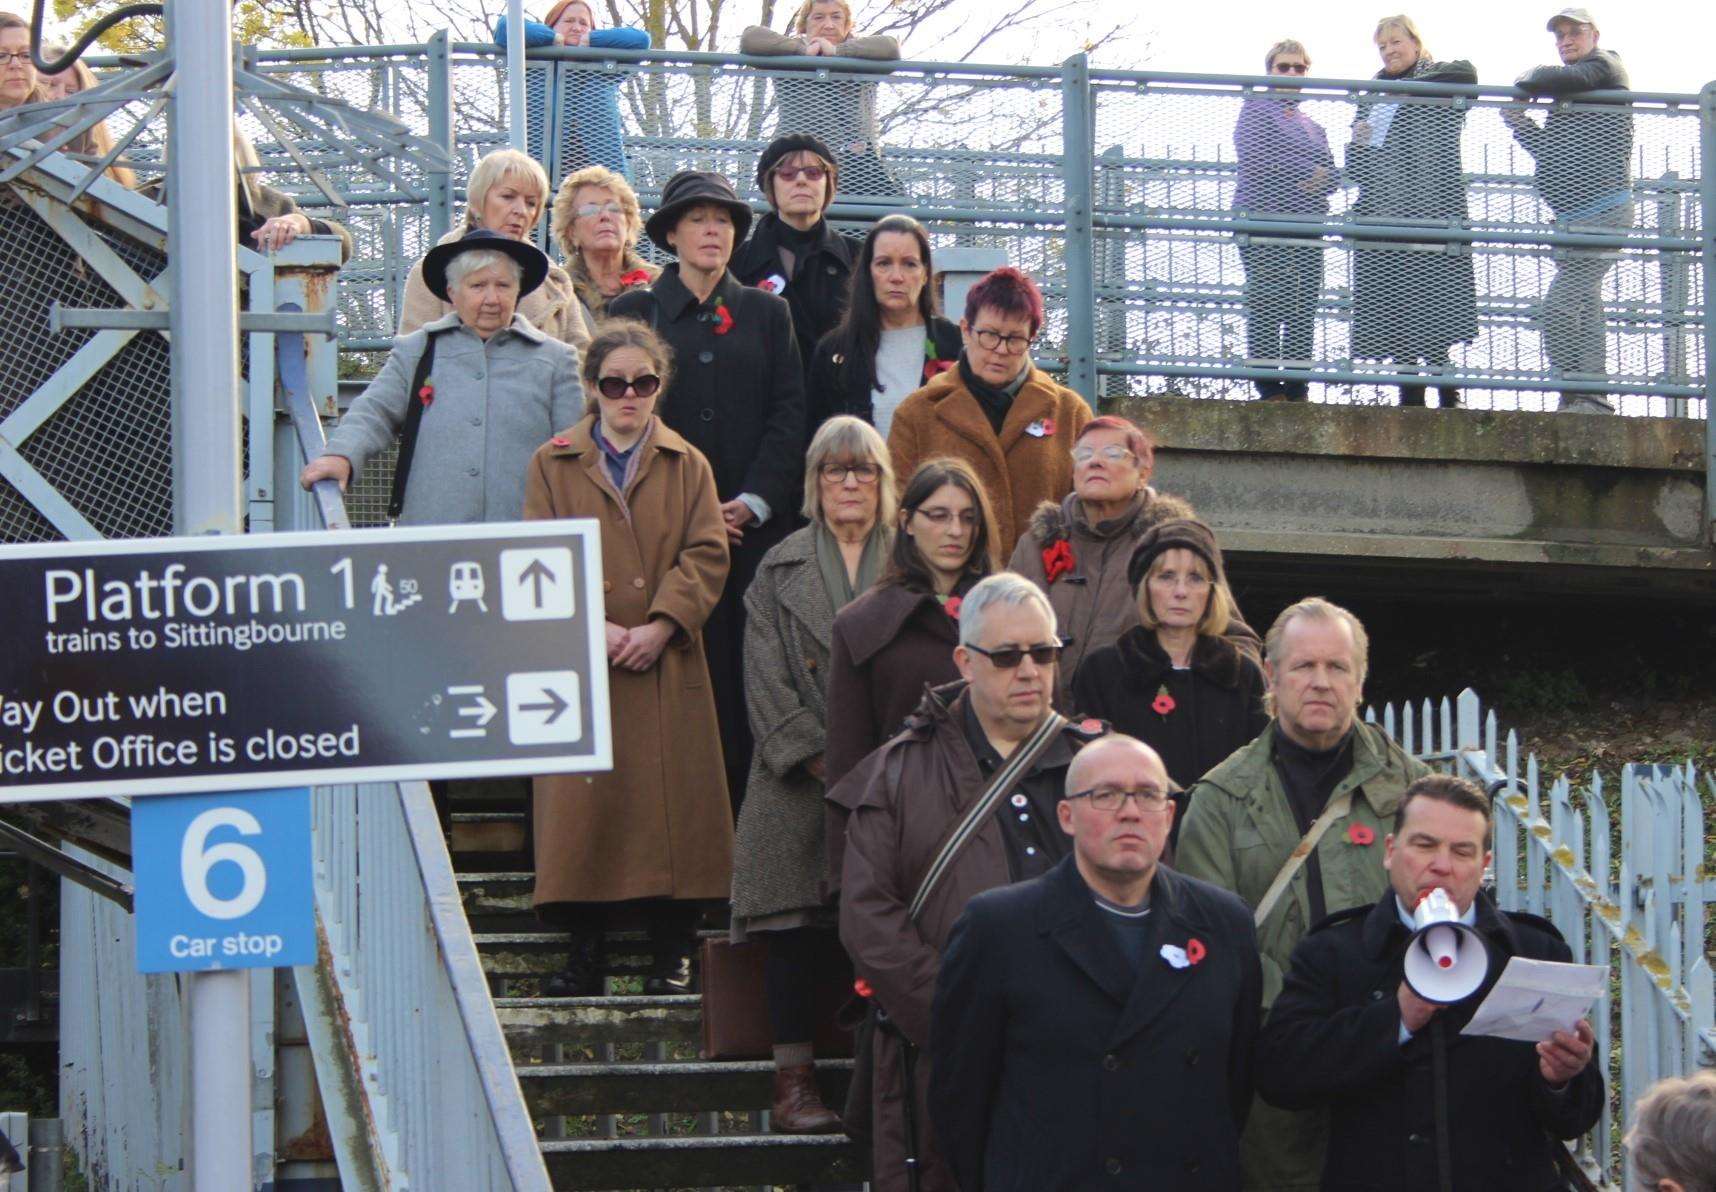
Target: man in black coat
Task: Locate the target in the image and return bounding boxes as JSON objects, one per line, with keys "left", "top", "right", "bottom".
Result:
{"left": 930, "top": 733, "right": 1262, "bottom": 1191}
{"left": 1256, "top": 774, "right": 1603, "bottom": 1192}
{"left": 731, "top": 134, "right": 856, "bottom": 378}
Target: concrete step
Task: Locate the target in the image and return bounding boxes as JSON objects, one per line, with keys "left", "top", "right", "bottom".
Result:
{"left": 540, "top": 1133, "right": 864, "bottom": 1190}
{"left": 495, "top": 995, "right": 701, "bottom": 1050}
{"left": 474, "top": 930, "right": 724, "bottom": 978}
{"left": 457, "top": 872, "right": 536, "bottom": 931}
{"left": 519, "top": 1059, "right": 853, "bottom": 1117}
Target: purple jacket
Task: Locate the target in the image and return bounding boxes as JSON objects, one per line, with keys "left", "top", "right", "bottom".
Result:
{"left": 1233, "top": 95, "right": 1337, "bottom": 215}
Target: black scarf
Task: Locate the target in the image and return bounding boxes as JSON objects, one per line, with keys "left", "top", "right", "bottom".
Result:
{"left": 776, "top": 218, "right": 824, "bottom": 277}
{"left": 958, "top": 352, "right": 1026, "bottom": 435}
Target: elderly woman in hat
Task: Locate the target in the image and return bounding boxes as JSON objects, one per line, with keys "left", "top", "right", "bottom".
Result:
{"left": 397, "top": 148, "right": 588, "bottom": 350}
{"left": 1070, "top": 518, "right": 1267, "bottom": 810}
{"left": 733, "top": 133, "right": 855, "bottom": 375}
{"left": 494, "top": 0, "right": 650, "bottom": 179}
{"left": 299, "top": 228, "right": 581, "bottom": 526}
{"left": 610, "top": 169, "right": 806, "bottom": 815}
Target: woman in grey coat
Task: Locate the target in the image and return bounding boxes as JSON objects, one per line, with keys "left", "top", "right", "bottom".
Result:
{"left": 731, "top": 415, "right": 895, "bottom": 1133}
{"left": 300, "top": 229, "right": 582, "bottom": 524}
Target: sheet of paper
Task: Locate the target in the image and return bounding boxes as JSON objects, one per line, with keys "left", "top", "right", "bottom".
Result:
{"left": 1461, "top": 956, "right": 1607, "bottom": 1043}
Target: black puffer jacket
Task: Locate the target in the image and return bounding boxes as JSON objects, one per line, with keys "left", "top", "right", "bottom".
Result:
{"left": 1511, "top": 49, "right": 1633, "bottom": 218}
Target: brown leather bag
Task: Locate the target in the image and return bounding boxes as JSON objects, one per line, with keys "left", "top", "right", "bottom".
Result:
{"left": 699, "top": 936, "right": 856, "bottom": 1060}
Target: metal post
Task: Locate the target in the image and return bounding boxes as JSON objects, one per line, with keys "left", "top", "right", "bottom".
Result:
{"left": 507, "top": 0, "right": 527, "bottom": 152}
{"left": 427, "top": 29, "right": 455, "bottom": 244}
{"left": 166, "top": 0, "right": 251, "bottom": 1187}
{"left": 1700, "top": 84, "right": 1716, "bottom": 547}
{"left": 1059, "top": 53, "right": 1098, "bottom": 402}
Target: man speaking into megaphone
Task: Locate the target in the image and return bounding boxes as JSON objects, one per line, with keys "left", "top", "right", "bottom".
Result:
{"left": 1252, "top": 775, "right": 1603, "bottom": 1192}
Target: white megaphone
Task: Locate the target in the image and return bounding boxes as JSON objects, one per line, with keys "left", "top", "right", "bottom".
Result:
{"left": 1402, "top": 888, "right": 1490, "bottom": 1004}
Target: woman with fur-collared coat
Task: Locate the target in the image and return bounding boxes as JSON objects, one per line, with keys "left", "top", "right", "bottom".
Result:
{"left": 525, "top": 320, "right": 731, "bottom": 999}
{"left": 886, "top": 267, "right": 1092, "bottom": 557}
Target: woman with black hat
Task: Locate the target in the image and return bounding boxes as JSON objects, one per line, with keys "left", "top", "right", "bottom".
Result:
{"left": 610, "top": 169, "right": 807, "bottom": 815}
{"left": 732, "top": 133, "right": 856, "bottom": 375}
{"left": 1070, "top": 518, "right": 1267, "bottom": 820}
{"left": 300, "top": 228, "right": 582, "bottom": 527}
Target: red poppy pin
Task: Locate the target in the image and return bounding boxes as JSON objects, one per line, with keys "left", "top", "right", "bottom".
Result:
{"left": 1025, "top": 417, "right": 1057, "bottom": 438}
{"left": 619, "top": 268, "right": 652, "bottom": 288}
{"left": 712, "top": 298, "right": 734, "bottom": 336}
{"left": 418, "top": 380, "right": 434, "bottom": 407}
{"left": 1042, "top": 539, "right": 1076, "bottom": 583}
{"left": 923, "top": 358, "right": 956, "bottom": 380}
{"left": 1152, "top": 685, "right": 1176, "bottom": 716}
{"left": 854, "top": 978, "right": 873, "bottom": 999}
{"left": 1347, "top": 823, "right": 1376, "bottom": 847}
{"left": 1186, "top": 938, "right": 1207, "bottom": 965}
{"left": 550, "top": 435, "right": 572, "bottom": 447}
{"left": 943, "top": 594, "right": 963, "bottom": 619}
{"left": 757, "top": 273, "right": 786, "bottom": 294}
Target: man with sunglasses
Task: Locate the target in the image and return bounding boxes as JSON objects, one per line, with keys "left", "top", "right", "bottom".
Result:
{"left": 733, "top": 133, "right": 857, "bottom": 380}
{"left": 835, "top": 573, "right": 1105, "bottom": 1191}
{"left": 930, "top": 733, "right": 1261, "bottom": 1190}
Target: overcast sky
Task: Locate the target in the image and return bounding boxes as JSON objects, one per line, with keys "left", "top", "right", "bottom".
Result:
{"left": 1119, "top": 2, "right": 1713, "bottom": 95}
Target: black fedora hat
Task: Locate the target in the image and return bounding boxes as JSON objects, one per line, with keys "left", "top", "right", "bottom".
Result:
{"left": 422, "top": 228, "right": 551, "bottom": 302}
{"left": 644, "top": 170, "right": 754, "bottom": 254}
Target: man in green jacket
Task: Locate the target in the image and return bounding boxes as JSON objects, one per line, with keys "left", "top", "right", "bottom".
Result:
{"left": 1176, "top": 596, "right": 1430, "bottom": 1191}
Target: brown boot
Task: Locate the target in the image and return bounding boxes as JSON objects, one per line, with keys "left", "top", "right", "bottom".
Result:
{"left": 770, "top": 1063, "right": 841, "bottom": 1133}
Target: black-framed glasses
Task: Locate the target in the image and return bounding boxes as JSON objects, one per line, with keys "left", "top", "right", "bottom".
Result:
{"left": 596, "top": 374, "right": 662, "bottom": 399}
{"left": 1066, "top": 787, "right": 1173, "bottom": 812}
{"left": 970, "top": 328, "right": 1033, "bottom": 354}
{"left": 819, "top": 462, "right": 881, "bottom": 485}
{"left": 0, "top": 53, "right": 32, "bottom": 66}
{"left": 965, "top": 642, "right": 1062, "bottom": 669}
{"left": 774, "top": 165, "right": 828, "bottom": 183}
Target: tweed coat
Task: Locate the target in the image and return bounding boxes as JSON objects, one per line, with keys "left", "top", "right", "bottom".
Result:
{"left": 397, "top": 226, "right": 591, "bottom": 350}
{"left": 730, "top": 524, "right": 888, "bottom": 922}
{"left": 524, "top": 415, "right": 734, "bottom": 905}
{"left": 886, "top": 363, "right": 1094, "bottom": 557}
{"left": 322, "top": 312, "right": 582, "bottom": 526}
{"left": 1007, "top": 488, "right": 1196, "bottom": 710}
{"left": 1175, "top": 720, "right": 1432, "bottom": 1192}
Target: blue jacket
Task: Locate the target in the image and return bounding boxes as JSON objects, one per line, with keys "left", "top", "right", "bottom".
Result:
{"left": 492, "top": 16, "right": 651, "bottom": 179}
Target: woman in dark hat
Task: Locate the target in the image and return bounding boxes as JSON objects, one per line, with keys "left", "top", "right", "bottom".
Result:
{"left": 1070, "top": 518, "right": 1267, "bottom": 816}
{"left": 300, "top": 228, "right": 580, "bottom": 527}
{"left": 610, "top": 170, "right": 807, "bottom": 816}
{"left": 732, "top": 132, "right": 857, "bottom": 375}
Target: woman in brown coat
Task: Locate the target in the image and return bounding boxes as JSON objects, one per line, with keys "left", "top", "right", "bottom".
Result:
{"left": 525, "top": 319, "right": 731, "bottom": 997}
{"left": 1008, "top": 414, "right": 1195, "bottom": 711}
{"left": 886, "top": 267, "right": 1094, "bottom": 557}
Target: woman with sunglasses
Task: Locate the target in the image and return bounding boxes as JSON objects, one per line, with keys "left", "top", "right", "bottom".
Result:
{"left": 524, "top": 318, "right": 734, "bottom": 999}
{"left": 1070, "top": 518, "right": 1267, "bottom": 817}
{"left": 733, "top": 134, "right": 856, "bottom": 377}
{"left": 1008, "top": 414, "right": 1196, "bottom": 711}
{"left": 887, "top": 266, "right": 1093, "bottom": 558}
{"left": 1233, "top": 38, "right": 1337, "bottom": 401}
{"left": 729, "top": 415, "right": 895, "bottom": 1133}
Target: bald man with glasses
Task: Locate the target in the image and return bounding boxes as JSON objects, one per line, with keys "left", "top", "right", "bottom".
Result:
{"left": 930, "top": 733, "right": 1262, "bottom": 1191}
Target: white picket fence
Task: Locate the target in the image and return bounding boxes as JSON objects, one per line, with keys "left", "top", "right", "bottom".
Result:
{"left": 1367, "top": 689, "right": 1715, "bottom": 1187}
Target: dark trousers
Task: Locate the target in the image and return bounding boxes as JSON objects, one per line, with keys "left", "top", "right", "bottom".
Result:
{"left": 541, "top": 897, "right": 699, "bottom": 955}
{"left": 1240, "top": 240, "right": 1322, "bottom": 399}
{"left": 764, "top": 926, "right": 833, "bottom": 1044}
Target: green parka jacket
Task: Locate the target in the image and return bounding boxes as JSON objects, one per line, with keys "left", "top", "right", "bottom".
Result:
{"left": 1175, "top": 718, "right": 1431, "bottom": 1191}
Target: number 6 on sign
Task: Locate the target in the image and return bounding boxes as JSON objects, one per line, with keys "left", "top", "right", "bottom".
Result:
{"left": 181, "top": 807, "right": 267, "bottom": 920}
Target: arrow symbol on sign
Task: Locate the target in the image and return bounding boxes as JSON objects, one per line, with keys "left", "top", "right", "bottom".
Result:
{"left": 517, "top": 687, "right": 570, "bottom": 725}
{"left": 448, "top": 685, "right": 498, "bottom": 738}
{"left": 458, "top": 695, "right": 498, "bottom": 726}
{"left": 520, "top": 558, "right": 556, "bottom": 608}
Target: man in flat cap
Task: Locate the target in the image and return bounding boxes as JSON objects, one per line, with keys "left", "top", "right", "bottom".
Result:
{"left": 1503, "top": 8, "right": 1634, "bottom": 414}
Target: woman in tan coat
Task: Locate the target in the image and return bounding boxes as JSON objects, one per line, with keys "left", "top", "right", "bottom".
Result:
{"left": 887, "top": 266, "right": 1093, "bottom": 557}
{"left": 399, "top": 149, "right": 590, "bottom": 350}
{"left": 524, "top": 319, "right": 731, "bottom": 997}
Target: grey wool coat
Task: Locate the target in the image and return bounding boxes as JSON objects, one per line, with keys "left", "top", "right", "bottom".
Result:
{"left": 322, "top": 312, "right": 582, "bottom": 525}
{"left": 730, "top": 524, "right": 855, "bottom": 923}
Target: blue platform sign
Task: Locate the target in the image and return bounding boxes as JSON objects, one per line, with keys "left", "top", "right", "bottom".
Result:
{"left": 132, "top": 788, "right": 314, "bottom": 973}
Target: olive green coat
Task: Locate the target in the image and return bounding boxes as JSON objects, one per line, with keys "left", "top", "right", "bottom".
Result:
{"left": 1175, "top": 719, "right": 1431, "bottom": 1192}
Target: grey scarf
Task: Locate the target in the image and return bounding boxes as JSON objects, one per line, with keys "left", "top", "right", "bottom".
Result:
{"left": 814, "top": 522, "right": 888, "bottom": 614}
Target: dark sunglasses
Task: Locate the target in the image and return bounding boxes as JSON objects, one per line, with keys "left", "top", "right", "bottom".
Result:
{"left": 596, "top": 374, "right": 662, "bottom": 399}
{"left": 965, "top": 642, "right": 1062, "bottom": 669}
{"left": 774, "top": 165, "right": 828, "bottom": 183}
{"left": 1273, "top": 63, "right": 1310, "bottom": 74}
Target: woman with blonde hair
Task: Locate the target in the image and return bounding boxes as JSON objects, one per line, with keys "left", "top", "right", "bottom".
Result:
{"left": 397, "top": 148, "right": 587, "bottom": 347}
{"left": 550, "top": 164, "right": 658, "bottom": 333}
{"left": 1071, "top": 518, "right": 1266, "bottom": 810}
{"left": 35, "top": 44, "right": 135, "bottom": 187}
{"left": 730, "top": 414, "right": 895, "bottom": 1132}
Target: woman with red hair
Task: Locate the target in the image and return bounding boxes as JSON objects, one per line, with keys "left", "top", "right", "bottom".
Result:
{"left": 886, "top": 266, "right": 1093, "bottom": 556}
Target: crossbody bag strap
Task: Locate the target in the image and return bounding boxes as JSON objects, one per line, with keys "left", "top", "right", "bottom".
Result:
{"left": 1252, "top": 787, "right": 1356, "bottom": 928}
{"left": 388, "top": 329, "right": 444, "bottom": 522}
{"left": 907, "top": 712, "right": 1067, "bottom": 923}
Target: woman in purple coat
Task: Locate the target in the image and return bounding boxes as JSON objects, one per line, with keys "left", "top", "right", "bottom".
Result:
{"left": 1232, "top": 39, "right": 1336, "bottom": 401}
